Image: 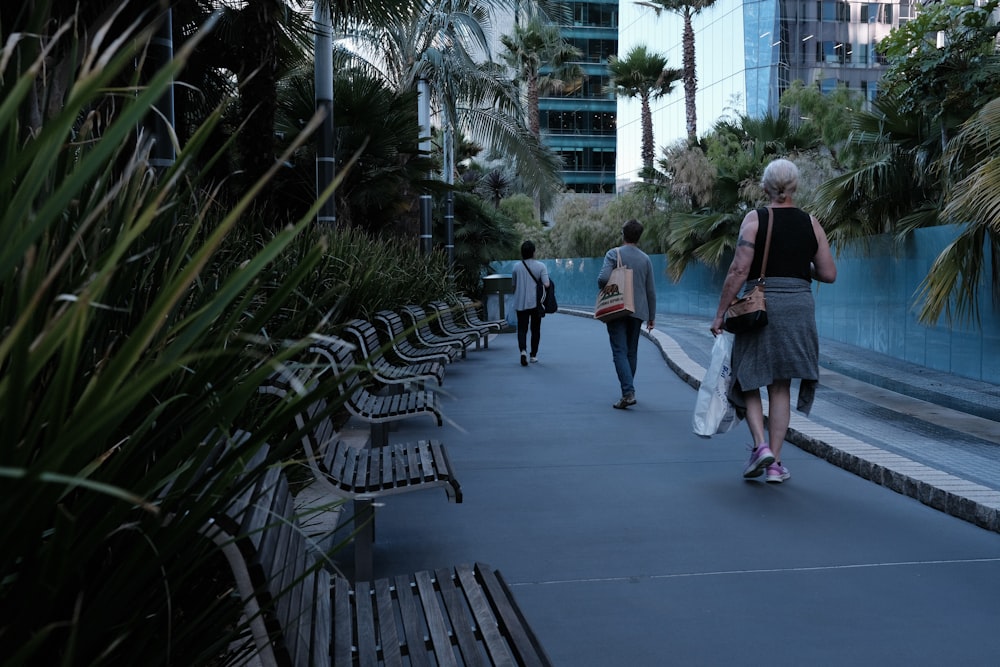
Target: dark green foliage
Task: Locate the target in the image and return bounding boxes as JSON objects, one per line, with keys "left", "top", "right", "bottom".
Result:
{"left": 448, "top": 191, "right": 521, "bottom": 295}
{"left": 0, "top": 8, "right": 454, "bottom": 665}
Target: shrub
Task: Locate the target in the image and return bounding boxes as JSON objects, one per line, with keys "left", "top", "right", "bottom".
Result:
{"left": 0, "top": 14, "right": 351, "bottom": 665}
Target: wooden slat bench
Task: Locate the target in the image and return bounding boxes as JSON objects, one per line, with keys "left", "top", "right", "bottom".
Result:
{"left": 400, "top": 305, "right": 474, "bottom": 359}
{"left": 457, "top": 296, "right": 505, "bottom": 333}
{"left": 210, "top": 448, "right": 553, "bottom": 666}
{"left": 260, "top": 373, "right": 461, "bottom": 581}
{"left": 305, "top": 335, "right": 443, "bottom": 448}
{"left": 427, "top": 300, "right": 492, "bottom": 349}
{"left": 342, "top": 318, "right": 446, "bottom": 389}
{"left": 375, "top": 309, "right": 461, "bottom": 365}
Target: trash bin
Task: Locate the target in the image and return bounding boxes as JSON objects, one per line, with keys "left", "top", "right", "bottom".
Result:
{"left": 482, "top": 273, "right": 513, "bottom": 324}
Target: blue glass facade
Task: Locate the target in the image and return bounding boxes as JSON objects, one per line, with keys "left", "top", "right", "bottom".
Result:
{"left": 743, "top": 0, "right": 780, "bottom": 118}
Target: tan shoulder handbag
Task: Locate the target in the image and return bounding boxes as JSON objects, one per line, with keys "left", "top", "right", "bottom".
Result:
{"left": 723, "top": 207, "right": 772, "bottom": 333}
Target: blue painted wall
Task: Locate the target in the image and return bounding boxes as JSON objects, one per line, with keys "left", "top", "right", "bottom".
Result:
{"left": 495, "top": 224, "right": 999, "bottom": 383}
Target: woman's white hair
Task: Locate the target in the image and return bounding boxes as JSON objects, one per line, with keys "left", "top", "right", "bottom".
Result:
{"left": 761, "top": 159, "right": 799, "bottom": 203}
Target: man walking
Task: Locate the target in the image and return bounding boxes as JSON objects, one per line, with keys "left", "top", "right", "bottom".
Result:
{"left": 598, "top": 219, "right": 657, "bottom": 409}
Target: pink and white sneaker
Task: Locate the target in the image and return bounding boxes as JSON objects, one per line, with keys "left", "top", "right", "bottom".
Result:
{"left": 766, "top": 463, "right": 791, "bottom": 483}
{"left": 743, "top": 444, "right": 775, "bottom": 478}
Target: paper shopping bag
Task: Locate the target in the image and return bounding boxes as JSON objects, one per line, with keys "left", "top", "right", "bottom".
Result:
{"left": 594, "top": 249, "right": 634, "bottom": 322}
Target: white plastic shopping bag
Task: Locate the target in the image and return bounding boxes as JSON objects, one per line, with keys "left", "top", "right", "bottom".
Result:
{"left": 692, "top": 332, "right": 741, "bottom": 437}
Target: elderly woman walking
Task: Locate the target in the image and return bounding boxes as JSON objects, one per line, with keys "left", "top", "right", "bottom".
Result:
{"left": 710, "top": 159, "right": 837, "bottom": 483}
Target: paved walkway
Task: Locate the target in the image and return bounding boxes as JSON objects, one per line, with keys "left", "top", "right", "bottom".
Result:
{"left": 331, "top": 312, "right": 1000, "bottom": 665}
{"left": 643, "top": 311, "right": 1000, "bottom": 533}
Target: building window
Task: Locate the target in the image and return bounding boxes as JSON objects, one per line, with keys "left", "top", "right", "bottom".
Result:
{"left": 817, "top": 41, "right": 847, "bottom": 64}
{"left": 573, "top": 3, "right": 618, "bottom": 28}
{"left": 818, "top": 1, "right": 849, "bottom": 21}
{"left": 556, "top": 148, "right": 583, "bottom": 170}
{"left": 591, "top": 148, "right": 615, "bottom": 171}
{"left": 872, "top": 41, "right": 888, "bottom": 65}
{"left": 819, "top": 78, "right": 839, "bottom": 93}
{"left": 861, "top": 3, "right": 893, "bottom": 24}
{"left": 855, "top": 43, "right": 869, "bottom": 65}
{"left": 570, "top": 38, "right": 618, "bottom": 63}
{"left": 588, "top": 39, "right": 617, "bottom": 63}
{"left": 861, "top": 80, "right": 878, "bottom": 102}
{"left": 592, "top": 112, "right": 616, "bottom": 134}
{"left": 543, "top": 110, "right": 582, "bottom": 134}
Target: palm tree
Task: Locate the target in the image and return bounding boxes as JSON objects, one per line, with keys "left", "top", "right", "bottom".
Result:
{"left": 272, "top": 64, "right": 440, "bottom": 232}
{"left": 663, "top": 109, "right": 818, "bottom": 278}
{"left": 639, "top": 0, "right": 719, "bottom": 144}
{"left": 608, "top": 44, "right": 682, "bottom": 173}
{"left": 358, "top": 0, "right": 564, "bottom": 204}
{"left": 500, "top": 16, "right": 583, "bottom": 138}
{"left": 812, "top": 93, "right": 942, "bottom": 245}
{"left": 811, "top": 0, "right": 1000, "bottom": 326}
{"left": 917, "top": 95, "right": 1000, "bottom": 325}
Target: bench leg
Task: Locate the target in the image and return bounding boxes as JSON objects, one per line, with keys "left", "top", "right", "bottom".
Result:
{"left": 354, "top": 499, "right": 374, "bottom": 582}
{"left": 370, "top": 422, "right": 389, "bottom": 448}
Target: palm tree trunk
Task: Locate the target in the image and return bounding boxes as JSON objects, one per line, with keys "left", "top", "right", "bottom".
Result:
{"left": 527, "top": 74, "right": 540, "bottom": 138}
{"left": 683, "top": 8, "right": 697, "bottom": 144}
{"left": 641, "top": 93, "right": 654, "bottom": 172}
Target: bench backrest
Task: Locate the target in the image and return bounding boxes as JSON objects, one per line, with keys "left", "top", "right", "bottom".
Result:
{"left": 457, "top": 296, "right": 503, "bottom": 330}
{"left": 214, "top": 449, "right": 333, "bottom": 667}
{"left": 428, "top": 300, "right": 485, "bottom": 337}
{"left": 343, "top": 319, "right": 381, "bottom": 359}
{"left": 401, "top": 304, "right": 452, "bottom": 342}
{"left": 374, "top": 309, "right": 410, "bottom": 341}
{"left": 374, "top": 309, "right": 458, "bottom": 362}
{"left": 305, "top": 335, "right": 366, "bottom": 400}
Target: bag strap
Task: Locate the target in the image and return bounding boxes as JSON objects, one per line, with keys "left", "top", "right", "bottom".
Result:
{"left": 615, "top": 247, "right": 624, "bottom": 268}
{"left": 757, "top": 207, "right": 773, "bottom": 282}
{"left": 521, "top": 259, "right": 541, "bottom": 285}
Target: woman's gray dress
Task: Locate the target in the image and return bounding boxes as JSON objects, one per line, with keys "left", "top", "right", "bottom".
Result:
{"left": 729, "top": 276, "right": 818, "bottom": 415}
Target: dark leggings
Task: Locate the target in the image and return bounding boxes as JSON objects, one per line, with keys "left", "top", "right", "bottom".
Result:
{"left": 516, "top": 308, "right": 542, "bottom": 355}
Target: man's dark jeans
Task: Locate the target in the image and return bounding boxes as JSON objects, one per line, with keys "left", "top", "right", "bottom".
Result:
{"left": 607, "top": 316, "right": 641, "bottom": 397}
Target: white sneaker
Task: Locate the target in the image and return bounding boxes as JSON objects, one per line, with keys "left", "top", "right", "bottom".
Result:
{"left": 529, "top": 356, "right": 538, "bottom": 363}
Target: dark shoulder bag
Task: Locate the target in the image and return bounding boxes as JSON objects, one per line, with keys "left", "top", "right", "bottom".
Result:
{"left": 522, "top": 260, "right": 557, "bottom": 315}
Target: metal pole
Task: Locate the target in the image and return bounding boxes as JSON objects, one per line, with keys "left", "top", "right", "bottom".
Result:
{"left": 314, "top": 2, "right": 336, "bottom": 226}
{"left": 443, "top": 126, "right": 455, "bottom": 266}
{"left": 418, "top": 78, "right": 434, "bottom": 255}
{"left": 149, "top": 9, "right": 175, "bottom": 173}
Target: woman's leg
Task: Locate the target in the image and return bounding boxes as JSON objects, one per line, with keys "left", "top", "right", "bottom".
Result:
{"left": 766, "top": 380, "right": 792, "bottom": 461}
{"left": 743, "top": 388, "right": 767, "bottom": 447}
{"left": 515, "top": 310, "right": 529, "bottom": 361}
{"left": 529, "top": 309, "right": 542, "bottom": 356}
{"left": 741, "top": 386, "right": 775, "bottom": 477}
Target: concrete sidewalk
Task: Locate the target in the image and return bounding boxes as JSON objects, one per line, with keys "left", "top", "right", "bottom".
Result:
{"left": 641, "top": 310, "right": 1000, "bottom": 533}
{"left": 337, "top": 312, "right": 1000, "bottom": 665}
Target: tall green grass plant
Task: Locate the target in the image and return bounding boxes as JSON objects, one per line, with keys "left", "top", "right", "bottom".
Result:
{"left": 0, "top": 13, "right": 350, "bottom": 665}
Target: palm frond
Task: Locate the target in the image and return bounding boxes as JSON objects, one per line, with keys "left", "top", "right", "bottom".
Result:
{"left": 915, "top": 225, "right": 1000, "bottom": 325}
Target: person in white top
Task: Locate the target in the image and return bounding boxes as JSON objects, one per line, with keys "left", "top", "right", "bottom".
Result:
{"left": 510, "top": 240, "right": 550, "bottom": 366}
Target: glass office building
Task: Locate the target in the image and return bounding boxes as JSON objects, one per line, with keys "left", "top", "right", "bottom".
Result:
{"left": 538, "top": 1, "right": 620, "bottom": 194}
{"left": 618, "top": 0, "right": 914, "bottom": 182}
